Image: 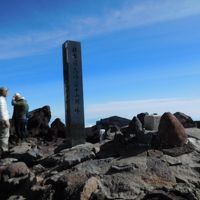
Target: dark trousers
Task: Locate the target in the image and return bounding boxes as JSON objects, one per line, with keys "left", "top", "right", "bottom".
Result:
{"left": 14, "top": 119, "right": 27, "bottom": 140}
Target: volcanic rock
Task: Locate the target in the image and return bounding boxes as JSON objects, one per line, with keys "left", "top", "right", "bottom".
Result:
{"left": 49, "top": 118, "right": 66, "bottom": 138}
{"left": 128, "top": 116, "right": 143, "bottom": 136}
{"left": 8, "top": 142, "right": 43, "bottom": 167}
{"left": 80, "top": 177, "right": 99, "bottom": 200}
{"left": 158, "top": 112, "right": 188, "bottom": 148}
{"left": 7, "top": 195, "right": 26, "bottom": 200}
{"left": 85, "top": 125, "right": 101, "bottom": 143}
{"left": 45, "top": 169, "right": 88, "bottom": 200}
{"left": 0, "top": 161, "right": 34, "bottom": 199}
{"left": 3, "top": 162, "right": 30, "bottom": 178}
{"left": 96, "top": 116, "right": 130, "bottom": 129}
{"left": 30, "top": 185, "right": 53, "bottom": 200}
{"left": 87, "top": 116, "right": 131, "bottom": 144}
{"left": 174, "top": 112, "right": 196, "bottom": 128}
{"left": 41, "top": 143, "right": 96, "bottom": 170}
{"left": 1, "top": 113, "right": 200, "bottom": 199}
{"left": 27, "top": 106, "right": 51, "bottom": 137}
{"left": 137, "top": 112, "right": 149, "bottom": 127}
{"left": 196, "top": 121, "right": 200, "bottom": 128}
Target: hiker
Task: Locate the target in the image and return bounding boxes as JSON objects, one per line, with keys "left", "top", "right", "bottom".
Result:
{"left": 0, "top": 87, "right": 10, "bottom": 152}
{"left": 12, "top": 93, "right": 29, "bottom": 142}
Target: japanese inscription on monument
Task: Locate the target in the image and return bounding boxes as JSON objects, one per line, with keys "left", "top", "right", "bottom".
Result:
{"left": 62, "top": 40, "right": 85, "bottom": 146}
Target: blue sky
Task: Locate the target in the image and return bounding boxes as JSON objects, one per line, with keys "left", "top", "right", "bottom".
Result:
{"left": 0, "top": 0, "right": 200, "bottom": 126}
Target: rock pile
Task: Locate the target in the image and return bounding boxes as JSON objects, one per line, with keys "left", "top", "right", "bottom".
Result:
{"left": 0, "top": 108, "right": 200, "bottom": 200}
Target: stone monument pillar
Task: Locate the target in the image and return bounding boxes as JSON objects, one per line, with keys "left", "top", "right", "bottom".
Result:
{"left": 62, "top": 40, "right": 85, "bottom": 146}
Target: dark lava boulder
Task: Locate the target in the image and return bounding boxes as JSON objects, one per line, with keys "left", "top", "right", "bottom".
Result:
{"left": 27, "top": 106, "right": 51, "bottom": 137}
{"left": 158, "top": 112, "right": 187, "bottom": 148}
{"left": 85, "top": 125, "right": 101, "bottom": 143}
{"left": 49, "top": 118, "right": 66, "bottom": 138}
{"left": 9, "top": 142, "right": 43, "bottom": 167}
{"left": 87, "top": 116, "right": 130, "bottom": 143}
{"left": 195, "top": 121, "right": 200, "bottom": 128}
{"left": 128, "top": 116, "right": 143, "bottom": 136}
{"left": 174, "top": 112, "right": 196, "bottom": 128}
{"left": 96, "top": 116, "right": 130, "bottom": 129}
{"left": 137, "top": 112, "right": 149, "bottom": 127}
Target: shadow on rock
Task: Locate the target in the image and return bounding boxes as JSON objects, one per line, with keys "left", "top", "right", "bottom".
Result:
{"left": 96, "top": 133, "right": 152, "bottom": 159}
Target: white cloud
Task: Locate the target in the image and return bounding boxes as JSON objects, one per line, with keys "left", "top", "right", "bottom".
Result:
{"left": 85, "top": 98, "right": 200, "bottom": 122}
{"left": 0, "top": 0, "right": 200, "bottom": 59}
{"left": 89, "top": 0, "right": 200, "bottom": 33}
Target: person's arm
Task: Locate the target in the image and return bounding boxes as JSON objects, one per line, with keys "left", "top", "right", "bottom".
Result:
{"left": 12, "top": 99, "right": 24, "bottom": 106}
{"left": 4, "top": 120, "right": 10, "bottom": 128}
{"left": 11, "top": 97, "right": 17, "bottom": 106}
{"left": 0, "top": 98, "right": 4, "bottom": 119}
{"left": 26, "top": 103, "right": 29, "bottom": 118}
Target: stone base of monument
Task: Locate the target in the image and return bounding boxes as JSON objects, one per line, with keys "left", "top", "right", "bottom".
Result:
{"left": 144, "top": 114, "right": 161, "bottom": 131}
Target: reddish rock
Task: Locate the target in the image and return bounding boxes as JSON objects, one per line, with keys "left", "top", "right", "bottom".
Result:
{"left": 0, "top": 162, "right": 29, "bottom": 183}
{"left": 158, "top": 112, "right": 187, "bottom": 148}
{"left": 6, "top": 162, "right": 30, "bottom": 178}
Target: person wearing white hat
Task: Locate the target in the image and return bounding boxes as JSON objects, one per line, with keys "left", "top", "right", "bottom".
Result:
{"left": 12, "top": 92, "right": 29, "bottom": 142}
{"left": 0, "top": 87, "right": 10, "bottom": 152}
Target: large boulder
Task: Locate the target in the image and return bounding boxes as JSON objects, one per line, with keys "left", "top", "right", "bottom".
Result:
{"left": 27, "top": 106, "right": 51, "bottom": 137}
{"left": 174, "top": 112, "right": 196, "bottom": 128}
{"left": 158, "top": 112, "right": 187, "bottom": 148}
{"left": 8, "top": 142, "right": 43, "bottom": 167}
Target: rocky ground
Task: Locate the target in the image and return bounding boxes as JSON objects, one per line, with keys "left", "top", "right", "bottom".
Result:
{"left": 0, "top": 107, "right": 200, "bottom": 200}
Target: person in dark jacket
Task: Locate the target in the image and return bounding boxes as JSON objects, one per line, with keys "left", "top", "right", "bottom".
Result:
{"left": 12, "top": 93, "right": 29, "bottom": 142}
